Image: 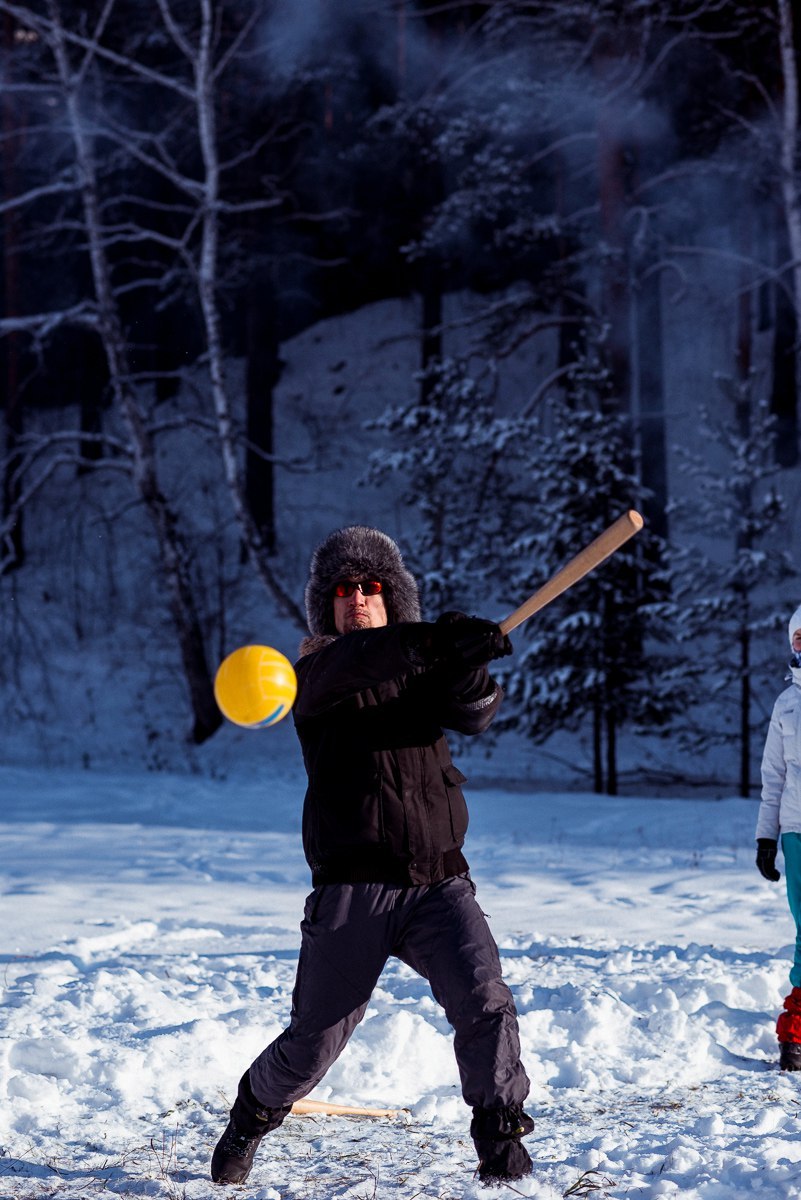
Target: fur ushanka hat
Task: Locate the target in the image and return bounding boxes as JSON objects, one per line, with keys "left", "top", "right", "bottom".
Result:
{"left": 304, "top": 526, "right": 421, "bottom": 637}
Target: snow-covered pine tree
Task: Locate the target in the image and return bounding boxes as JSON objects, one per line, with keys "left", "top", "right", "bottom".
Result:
{"left": 494, "top": 386, "right": 685, "bottom": 795}
{"left": 364, "top": 354, "right": 683, "bottom": 794}
{"left": 363, "top": 358, "right": 527, "bottom": 616}
{"left": 662, "top": 374, "right": 796, "bottom": 796}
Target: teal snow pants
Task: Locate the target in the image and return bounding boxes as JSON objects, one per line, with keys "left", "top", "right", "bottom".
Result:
{"left": 782, "top": 833, "right": 801, "bottom": 988}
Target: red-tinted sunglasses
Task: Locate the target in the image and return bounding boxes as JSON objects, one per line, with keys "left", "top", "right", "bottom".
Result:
{"left": 333, "top": 580, "right": 383, "bottom": 598}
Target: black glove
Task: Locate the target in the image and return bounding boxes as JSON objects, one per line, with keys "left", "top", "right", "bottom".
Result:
{"left": 756, "top": 838, "right": 780, "bottom": 881}
{"left": 432, "top": 611, "right": 512, "bottom": 670}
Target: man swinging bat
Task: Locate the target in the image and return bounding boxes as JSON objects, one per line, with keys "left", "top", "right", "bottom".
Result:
{"left": 211, "top": 516, "right": 642, "bottom": 1187}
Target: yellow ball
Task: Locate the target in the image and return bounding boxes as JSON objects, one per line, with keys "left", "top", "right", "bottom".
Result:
{"left": 214, "top": 644, "right": 297, "bottom": 729}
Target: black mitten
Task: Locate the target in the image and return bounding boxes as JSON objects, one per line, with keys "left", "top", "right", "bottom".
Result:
{"left": 433, "top": 611, "right": 512, "bottom": 669}
{"left": 756, "top": 838, "right": 780, "bottom": 882}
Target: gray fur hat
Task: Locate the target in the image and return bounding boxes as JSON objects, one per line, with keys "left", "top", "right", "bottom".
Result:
{"left": 304, "top": 525, "right": 421, "bottom": 636}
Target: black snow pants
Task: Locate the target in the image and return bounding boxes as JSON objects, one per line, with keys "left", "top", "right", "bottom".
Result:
{"left": 248, "top": 874, "right": 530, "bottom": 1111}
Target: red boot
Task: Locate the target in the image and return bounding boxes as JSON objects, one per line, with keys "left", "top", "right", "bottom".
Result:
{"left": 777, "top": 987, "right": 801, "bottom": 1070}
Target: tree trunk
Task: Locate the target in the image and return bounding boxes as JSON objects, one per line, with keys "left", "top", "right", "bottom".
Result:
{"left": 595, "top": 67, "right": 632, "bottom": 417}
{"left": 606, "top": 702, "right": 617, "bottom": 797}
{"left": 770, "top": 263, "right": 799, "bottom": 466}
{"left": 1, "top": 10, "right": 24, "bottom": 572}
{"left": 634, "top": 266, "right": 668, "bottom": 540}
{"left": 739, "top": 622, "right": 751, "bottom": 798}
{"left": 244, "top": 290, "right": 281, "bottom": 556}
{"left": 777, "top": 0, "right": 801, "bottom": 466}
{"left": 191, "top": 0, "right": 304, "bottom": 628}
{"left": 78, "top": 331, "right": 107, "bottom": 472}
{"left": 603, "top": 588, "right": 618, "bottom": 796}
{"left": 48, "top": 3, "right": 221, "bottom": 743}
{"left": 733, "top": 359, "right": 753, "bottom": 797}
{"left": 396, "top": 0, "right": 406, "bottom": 89}
{"left": 420, "top": 267, "right": 442, "bottom": 406}
{"left": 593, "top": 699, "right": 603, "bottom": 794}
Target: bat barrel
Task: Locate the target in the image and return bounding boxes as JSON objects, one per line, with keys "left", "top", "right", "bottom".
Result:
{"left": 498, "top": 510, "right": 644, "bottom": 637}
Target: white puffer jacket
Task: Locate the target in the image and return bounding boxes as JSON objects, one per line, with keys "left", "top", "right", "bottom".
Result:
{"left": 757, "top": 604, "right": 801, "bottom": 842}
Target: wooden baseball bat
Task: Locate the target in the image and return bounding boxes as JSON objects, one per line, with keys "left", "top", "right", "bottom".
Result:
{"left": 498, "top": 509, "right": 644, "bottom": 636}
{"left": 291, "top": 1098, "right": 401, "bottom": 1118}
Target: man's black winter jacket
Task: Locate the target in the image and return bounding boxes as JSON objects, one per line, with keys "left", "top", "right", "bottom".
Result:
{"left": 292, "top": 624, "right": 502, "bottom": 887}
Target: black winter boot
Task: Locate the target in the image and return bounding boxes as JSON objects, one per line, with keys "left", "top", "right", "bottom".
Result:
{"left": 210, "top": 1072, "right": 291, "bottom": 1185}
{"left": 780, "top": 1042, "right": 801, "bottom": 1072}
{"left": 471, "top": 1104, "right": 535, "bottom": 1185}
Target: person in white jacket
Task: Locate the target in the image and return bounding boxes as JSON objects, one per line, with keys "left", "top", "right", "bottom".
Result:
{"left": 756, "top": 603, "right": 801, "bottom": 1070}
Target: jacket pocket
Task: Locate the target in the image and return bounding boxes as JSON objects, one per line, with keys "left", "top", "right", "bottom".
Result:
{"left": 442, "top": 763, "right": 469, "bottom": 840}
{"left": 782, "top": 708, "right": 801, "bottom": 766}
{"left": 303, "top": 886, "right": 326, "bottom": 926}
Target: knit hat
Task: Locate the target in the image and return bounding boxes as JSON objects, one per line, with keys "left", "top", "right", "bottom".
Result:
{"left": 304, "top": 526, "right": 422, "bottom": 637}
{"left": 789, "top": 605, "right": 801, "bottom": 647}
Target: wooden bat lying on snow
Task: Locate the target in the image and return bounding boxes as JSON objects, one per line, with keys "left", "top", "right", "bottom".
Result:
{"left": 291, "top": 1099, "right": 402, "bottom": 1117}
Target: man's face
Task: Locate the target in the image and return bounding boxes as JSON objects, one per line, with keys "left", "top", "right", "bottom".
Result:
{"left": 333, "top": 580, "right": 388, "bottom": 634}
{"left": 792, "top": 629, "right": 801, "bottom": 654}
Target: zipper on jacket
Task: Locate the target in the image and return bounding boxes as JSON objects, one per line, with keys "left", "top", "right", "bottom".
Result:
{"left": 417, "top": 745, "right": 433, "bottom": 872}
{"left": 377, "top": 764, "right": 386, "bottom": 843}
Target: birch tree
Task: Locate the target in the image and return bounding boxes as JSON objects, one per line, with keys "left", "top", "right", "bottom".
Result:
{"left": 0, "top": 0, "right": 317, "bottom": 738}
{"left": 37, "top": 0, "right": 304, "bottom": 621}
{"left": 45, "top": 0, "right": 222, "bottom": 742}
{"left": 0, "top": 11, "right": 23, "bottom": 571}
{"left": 151, "top": 0, "right": 303, "bottom": 619}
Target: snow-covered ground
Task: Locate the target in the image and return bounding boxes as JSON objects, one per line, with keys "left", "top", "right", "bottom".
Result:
{"left": 2, "top": 733, "right": 799, "bottom": 1200}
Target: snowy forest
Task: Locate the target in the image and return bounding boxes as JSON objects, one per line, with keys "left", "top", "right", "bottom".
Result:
{"left": 9, "top": 7, "right": 801, "bottom": 1200}
{"left": 2, "top": 0, "right": 801, "bottom": 796}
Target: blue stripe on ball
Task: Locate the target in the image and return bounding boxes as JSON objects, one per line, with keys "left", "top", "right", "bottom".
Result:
{"left": 254, "top": 704, "right": 286, "bottom": 728}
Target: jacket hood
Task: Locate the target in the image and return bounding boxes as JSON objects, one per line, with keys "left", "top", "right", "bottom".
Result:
{"left": 304, "top": 526, "right": 421, "bottom": 638}
{"left": 789, "top": 605, "right": 801, "bottom": 647}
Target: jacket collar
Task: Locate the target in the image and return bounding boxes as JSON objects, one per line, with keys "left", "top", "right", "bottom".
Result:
{"left": 298, "top": 633, "right": 337, "bottom": 658}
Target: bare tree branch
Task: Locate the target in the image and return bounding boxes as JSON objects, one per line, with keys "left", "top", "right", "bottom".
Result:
{"left": 0, "top": 0, "right": 196, "bottom": 100}
{"left": 0, "top": 175, "right": 77, "bottom": 215}
{"left": 0, "top": 301, "right": 99, "bottom": 337}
